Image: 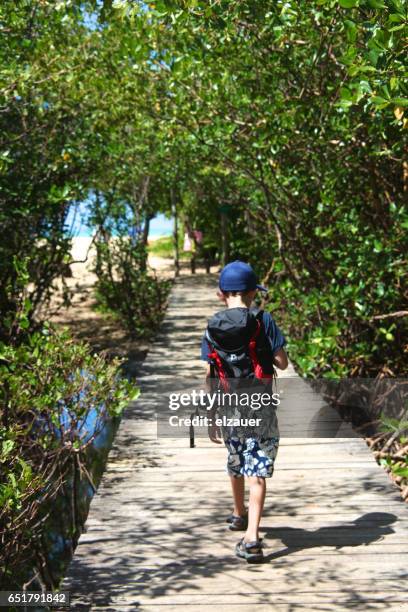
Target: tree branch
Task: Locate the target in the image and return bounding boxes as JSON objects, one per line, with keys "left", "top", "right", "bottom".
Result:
{"left": 370, "top": 311, "right": 408, "bottom": 321}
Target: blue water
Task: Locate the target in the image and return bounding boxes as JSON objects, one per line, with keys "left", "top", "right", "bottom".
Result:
{"left": 29, "top": 393, "right": 121, "bottom": 590}
{"left": 149, "top": 214, "right": 173, "bottom": 237}
{"left": 65, "top": 201, "right": 173, "bottom": 238}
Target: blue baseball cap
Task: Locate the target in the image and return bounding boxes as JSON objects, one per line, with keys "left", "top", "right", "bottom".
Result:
{"left": 219, "top": 260, "right": 267, "bottom": 292}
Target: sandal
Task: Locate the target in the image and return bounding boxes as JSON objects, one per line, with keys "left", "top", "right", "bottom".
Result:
{"left": 226, "top": 512, "right": 248, "bottom": 531}
{"left": 235, "top": 537, "right": 264, "bottom": 563}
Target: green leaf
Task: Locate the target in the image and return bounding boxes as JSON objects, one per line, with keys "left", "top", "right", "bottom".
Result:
{"left": 371, "top": 96, "right": 390, "bottom": 109}
{"left": 388, "top": 23, "right": 406, "bottom": 32}
{"left": 367, "top": 0, "right": 386, "bottom": 7}
{"left": 18, "top": 317, "right": 30, "bottom": 330}
{"left": 391, "top": 98, "right": 408, "bottom": 107}
{"left": 392, "top": 466, "right": 408, "bottom": 478}
{"left": 368, "top": 49, "right": 379, "bottom": 66}
{"left": 340, "top": 86, "right": 353, "bottom": 100}
{"left": 390, "top": 76, "right": 398, "bottom": 90}
{"left": 339, "top": 0, "right": 359, "bottom": 7}
{"left": 344, "top": 19, "right": 357, "bottom": 42}
{"left": 389, "top": 13, "right": 405, "bottom": 22}
{"left": 1, "top": 440, "right": 15, "bottom": 458}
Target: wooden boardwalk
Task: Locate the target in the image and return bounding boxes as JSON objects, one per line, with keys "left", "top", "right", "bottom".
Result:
{"left": 64, "top": 274, "right": 408, "bottom": 611}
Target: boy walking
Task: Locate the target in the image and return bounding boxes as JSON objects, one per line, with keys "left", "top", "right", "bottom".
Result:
{"left": 201, "top": 260, "right": 288, "bottom": 562}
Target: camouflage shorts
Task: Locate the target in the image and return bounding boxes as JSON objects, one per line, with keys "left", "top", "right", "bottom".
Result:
{"left": 224, "top": 436, "right": 280, "bottom": 478}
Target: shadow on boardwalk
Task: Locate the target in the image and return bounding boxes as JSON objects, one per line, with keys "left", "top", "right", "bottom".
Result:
{"left": 263, "top": 512, "right": 396, "bottom": 561}
{"left": 66, "top": 469, "right": 405, "bottom": 610}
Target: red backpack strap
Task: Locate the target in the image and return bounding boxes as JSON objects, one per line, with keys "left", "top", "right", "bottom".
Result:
{"left": 207, "top": 346, "right": 230, "bottom": 391}
{"left": 248, "top": 318, "right": 273, "bottom": 380}
{"left": 206, "top": 328, "right": 230, "bottom": 392}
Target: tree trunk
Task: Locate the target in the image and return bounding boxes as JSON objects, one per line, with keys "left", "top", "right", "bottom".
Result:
{"left": 142, "top": 215, "right": 151, "bottom": 246}
{"left": 139, "top": 215, "right": 151, "bottom": 273}
{"left": 171, "top": 187, "right": 180, "bottom": 277}
{"left": 221, "top": 211, "right": 229, "bottom": 266}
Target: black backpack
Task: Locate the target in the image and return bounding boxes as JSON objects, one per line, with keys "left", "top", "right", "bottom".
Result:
{"left": 189, "top": 308, "right": 276, "bottom": 448}
{"left": 205, "top": 307, "right": 276, "bottom": 386}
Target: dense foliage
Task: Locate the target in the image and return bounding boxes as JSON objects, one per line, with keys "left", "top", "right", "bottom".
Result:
{"left": 0, "top": 286, "right": 137, "bottom": 588}
{"left": 114, "top": 0, "right": 407, "bottom": 377}
{"left": 0, "top": 0, "right": 168, "bottom": 334}
{"left": 3, "top": 1, "right": 405, "bottom": 377}
{"left": 0, "top": 3, "right": 143, "bottom": 588}
{"left": 93, "top": 234, "right": 171, "bottom": 336}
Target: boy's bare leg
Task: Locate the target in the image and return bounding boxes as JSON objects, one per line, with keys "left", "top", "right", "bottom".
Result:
{"left": 245, "top": 476, "right": 266, "bottom": 542}
{"left": 229, "top": 475, "right": 246, "bottom": 516}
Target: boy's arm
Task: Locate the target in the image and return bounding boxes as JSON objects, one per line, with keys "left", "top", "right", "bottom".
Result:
{"left": 203, "top": 362, "right": 222, "bottom": 444}
{"left": 273, "top": 347, "right": 288, "bottom": 370}
{"left": 262, "top": 311, "right": 288, "bottom": 370}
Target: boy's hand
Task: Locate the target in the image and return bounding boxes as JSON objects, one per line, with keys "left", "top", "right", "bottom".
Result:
{"left": 273, "top": 347, "right": 289, "bottom": 370}
{"left": 208, "top": 422, "right": 223, "bottom": 444}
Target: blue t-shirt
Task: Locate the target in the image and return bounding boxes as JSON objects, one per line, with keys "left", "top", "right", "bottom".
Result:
{"left": 201, "top": 310, "right": 286, "bottom": 363}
